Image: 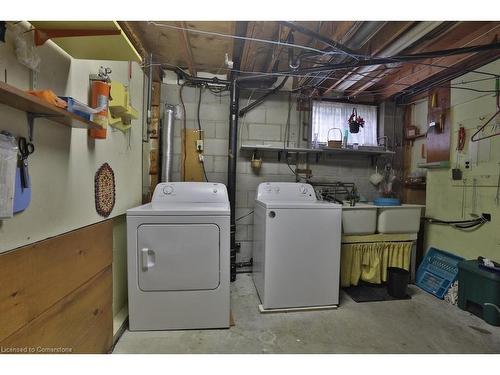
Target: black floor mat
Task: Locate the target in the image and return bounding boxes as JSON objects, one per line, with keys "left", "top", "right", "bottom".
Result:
{"left": 343, "top": 282, "right": 412, "bottom": 303}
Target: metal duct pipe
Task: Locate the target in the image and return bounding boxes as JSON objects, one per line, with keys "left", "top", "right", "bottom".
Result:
{"left": 334, "top": 21, "right": 444, "bottom": 91}
{"left": 227, "top": 73, "right": 240, "bottom": 282}
{"left": 161, "top": 104, "right": 175, "bottom": 182}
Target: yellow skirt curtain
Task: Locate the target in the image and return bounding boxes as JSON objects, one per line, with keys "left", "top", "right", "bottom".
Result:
{"left": 340, "top": 242, "right": 412, "bottom": 287}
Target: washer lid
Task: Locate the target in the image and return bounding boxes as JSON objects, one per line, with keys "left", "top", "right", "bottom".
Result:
{"left": 256, "top": 182, "right": 317, "bottom": 202}
{"left": 255, "top": 200, "right": 341, "bottom": 209}
{"left": 127, "top": 202, "right": 230, "bottom": 216}
{"left": 152, "top": 182, "right": 228, "bottom": 204}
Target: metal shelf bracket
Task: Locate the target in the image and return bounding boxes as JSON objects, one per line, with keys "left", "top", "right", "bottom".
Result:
{"left": 26, "top": 112, "right": 64, "bottom": 141}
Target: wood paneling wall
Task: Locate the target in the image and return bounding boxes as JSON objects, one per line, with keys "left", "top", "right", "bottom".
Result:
{"left": 0, "top": 221, "right": 113, "bottom": 354}
{"left": 426, "top": 85, "right": 451, "bottom": 163}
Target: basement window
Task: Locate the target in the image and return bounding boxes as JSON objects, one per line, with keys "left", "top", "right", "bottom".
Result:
{"left": 311, "top": 101, "right": 378, "bottom": 146}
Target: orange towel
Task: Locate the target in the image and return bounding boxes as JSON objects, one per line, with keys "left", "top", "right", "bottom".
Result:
{"left": 27, "top": 90, "right": 67, "bottom": 109}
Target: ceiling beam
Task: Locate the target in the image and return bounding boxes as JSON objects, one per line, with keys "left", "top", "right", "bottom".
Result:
{"left": 262, "top": 25, "right": 292, "bottom": 73}
{"left": 240, "top": 21, "right": 277, "bottom": 73}
{"left": 177, "top": 21, "right": 196, "bottom": 76}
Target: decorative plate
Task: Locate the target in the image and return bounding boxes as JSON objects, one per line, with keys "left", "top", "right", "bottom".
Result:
{"left": 94, "top": 163, "right": 115, "bottom": 217}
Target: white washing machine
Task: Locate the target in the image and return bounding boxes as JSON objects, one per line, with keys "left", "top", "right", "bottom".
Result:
{"left": 253, "top": 182, "right": 342, "bottom": 310}
{"left": 126, "top": 182, "right": 230, "bottom": 330}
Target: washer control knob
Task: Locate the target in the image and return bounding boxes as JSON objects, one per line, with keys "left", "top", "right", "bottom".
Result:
{"left": 163, "top": 185, "right": 174, "bottom": 195}
{"left": 299, "top": 185, "right": 308, "bottom": 194}
{"left": 274, "top": 186, "right": 280, "bottom": 193}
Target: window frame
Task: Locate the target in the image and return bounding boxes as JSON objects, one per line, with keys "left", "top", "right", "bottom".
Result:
{"left": 309, "top": 99, "right": 379, "bottom": 147}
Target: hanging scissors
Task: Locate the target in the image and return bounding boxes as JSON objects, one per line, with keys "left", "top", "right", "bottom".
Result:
{"left": 18, "top": 137, "right": 35, "bottom": 188}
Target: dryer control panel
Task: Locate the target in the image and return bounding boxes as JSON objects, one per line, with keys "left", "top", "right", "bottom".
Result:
{"left": 152, "top": 182, "right": 229, "bottom": 203}
{"left": 256, "top": 182, "right": 317, "bottom": 201}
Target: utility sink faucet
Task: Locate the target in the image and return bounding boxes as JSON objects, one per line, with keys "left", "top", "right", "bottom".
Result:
{"left": 347, "top": 186, "right": 358, "bottom": 206}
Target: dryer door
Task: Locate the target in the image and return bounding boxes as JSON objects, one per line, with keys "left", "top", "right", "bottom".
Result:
{"left": 137, "top": 224, "right": 220, "bottom": 291}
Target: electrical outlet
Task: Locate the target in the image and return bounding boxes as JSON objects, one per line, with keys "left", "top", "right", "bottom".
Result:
{"left": 196, "top": 140, "right": 204, "bottom": 151}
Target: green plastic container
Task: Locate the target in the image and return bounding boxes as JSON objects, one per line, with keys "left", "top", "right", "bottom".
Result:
{"left": 457, "top": 260, "right": 500, "bottom": 326}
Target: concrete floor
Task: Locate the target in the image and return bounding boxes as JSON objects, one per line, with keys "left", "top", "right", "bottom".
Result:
{"left": 113, "top": 273, "right": 500, "bottom": 354}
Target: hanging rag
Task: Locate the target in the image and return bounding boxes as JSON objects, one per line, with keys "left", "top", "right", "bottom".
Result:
{"left": 340, "top": 242, "right": 412, "bottom": 287}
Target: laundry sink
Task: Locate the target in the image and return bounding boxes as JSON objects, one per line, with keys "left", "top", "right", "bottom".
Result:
{"left": 376, "top": 204, "right": 425, "bottom": 234}
{"left": 342, "top": 203, "right": 377, "bottom": 235}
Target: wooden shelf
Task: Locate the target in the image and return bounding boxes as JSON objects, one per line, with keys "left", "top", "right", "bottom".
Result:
{"left": 240, "top": 144, "right": 395, "bottom": 157}
{"left": 0, "top": 81, "right": 102, "bottom": 130}
{"left": 30, "top": 21, "right": 142, "bottom": 62}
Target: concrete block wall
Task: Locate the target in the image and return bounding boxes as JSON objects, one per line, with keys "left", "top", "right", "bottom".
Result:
{"left": 161, "top": 85, "right": 380, "bottom": 263}
{"left": 161, "top": 84, "right": 230, "bottom": 184}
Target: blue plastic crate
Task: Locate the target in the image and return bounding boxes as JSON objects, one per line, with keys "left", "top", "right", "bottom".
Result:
{"left": 416, "top": 247, "right": 465, "bottom": 299}
{"left": 59, "top": 96, "right": 92, "bottom": 121}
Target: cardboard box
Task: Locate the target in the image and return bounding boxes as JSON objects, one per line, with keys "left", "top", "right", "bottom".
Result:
{"left": 151, "top": 105, "right": 160, "bottom": 119}
{"left": 150, "top": 137, "right": 159, "bottom": 150}
{"left": 151, "top": 82, "right": 161, "bottom": 106}
{"left": 150, "top": 174, "right": 158, "bottom": 189}
{"left": 149, "top": 149, "right": 158, "bottom": 175}
{"left": 150, "top": 117, "right": 159, "bottom": 139}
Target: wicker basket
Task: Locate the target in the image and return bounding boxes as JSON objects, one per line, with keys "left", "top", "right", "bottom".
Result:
{"left": 327, "top": 128, "right": 343, "bottom": 148}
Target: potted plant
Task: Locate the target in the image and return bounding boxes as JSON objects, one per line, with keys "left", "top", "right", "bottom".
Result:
{"left": 348, "top": 108, "right": 365, "bottom": 134}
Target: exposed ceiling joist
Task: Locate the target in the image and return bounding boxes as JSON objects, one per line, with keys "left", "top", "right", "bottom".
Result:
{"left": 323, "top": 21, "right": 418, "bottom": 96}
{"left": 297, "top": 21, "right": 361, "bottom": 89}
{"left": 396, "top": 48, "right": 500, "bottom": 103}
{"left": 325, "top": 21, "right": 445, "bottom": 94}
{"left": 176, "top": 21, "right": 197, "bottom": 76}
{"left": 126, "top": 21, "right": 500, "bottom": 103}
{"left": 373, "top": 21, "right": 500, "bottom": 100}
{"left": 280, "top": 21, "right": 360, "bottom": 58}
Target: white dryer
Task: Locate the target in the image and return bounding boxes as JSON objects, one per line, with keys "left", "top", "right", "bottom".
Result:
{"left": 253, "top": 182, "right": 342, "bottom": 310}
{"left": 127, "top": 182, "right": 230, "bottom": 330}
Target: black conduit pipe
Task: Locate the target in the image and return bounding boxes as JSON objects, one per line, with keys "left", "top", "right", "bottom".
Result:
{"left": 172, "top": 67, "right": 230, "bottom": 86}
{"left": 238, "top": 76, "right": 289, "bottom": 117}
{"left": 279, "top": 21, "right": 361, "bottom": 59}
{"left": 227, "top": 69, "right": 240, "bottom": 282}
{"left": 244, "top": 41, "right": 500, "bottom": 79}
